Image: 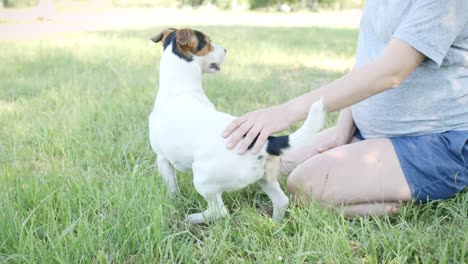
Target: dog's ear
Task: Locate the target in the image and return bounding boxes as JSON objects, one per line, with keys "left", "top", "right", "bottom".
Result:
{"left": 151, "top": 28, "right": 176, "bottom": 44}
{"left": 176, "top": 28, "right": 197, "bottom": 49}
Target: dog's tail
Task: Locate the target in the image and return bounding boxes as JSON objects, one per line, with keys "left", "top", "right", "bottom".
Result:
{"left": 260, "top": 98, "right": 324, "bottom": 156}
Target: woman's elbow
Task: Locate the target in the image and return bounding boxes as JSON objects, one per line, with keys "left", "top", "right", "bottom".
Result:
{"left": 378, "top": 69, "right": 408, "bottom": 92}
{"left": 388, "top": 73, "right": 405, "bottom": 88}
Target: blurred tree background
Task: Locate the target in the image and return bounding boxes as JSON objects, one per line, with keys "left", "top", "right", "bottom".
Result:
{"left": 1, "top": 0, "right": 365, "bottom": 10}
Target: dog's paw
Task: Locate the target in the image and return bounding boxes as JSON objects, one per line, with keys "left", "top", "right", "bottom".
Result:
{"left": 272, "top": 213, "right": 285, "bottom": 222}
{"left": 185, "top": 213, "right": 207, "bottom": 224}
{"left": 272, "top": 197, "right": 289, "bottom": 222}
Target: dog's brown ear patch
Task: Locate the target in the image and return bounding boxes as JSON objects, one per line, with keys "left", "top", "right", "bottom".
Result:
{"left": 176, "top": 29, "right": 197, "bottom": 49}
{"left": 174, "top": 28, "right": 199, "bottom": 60}
{"left": 151, "top": 28, "right": 176, "bottom": 44}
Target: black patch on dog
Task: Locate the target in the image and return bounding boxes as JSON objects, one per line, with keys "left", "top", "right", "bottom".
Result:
{"left": 163, "top": 31, "right": 176, "bottom": 50}
{"left": 266, "top": 135, "right": 290, "bottom": 156}
{"left": 164, "top": 31, "right": 193, "bottom": 62}
{"left": 194, "top": 30, "right": 207, "bottom": 52}
{"left": 247, "top": 135, "right": 290, "bottom": 156}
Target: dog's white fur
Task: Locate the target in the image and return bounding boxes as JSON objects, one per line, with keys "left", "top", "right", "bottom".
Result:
{"left": 149, "top": 30, "right": 324, "bottom": 224}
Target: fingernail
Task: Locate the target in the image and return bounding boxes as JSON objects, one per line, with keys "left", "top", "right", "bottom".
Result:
{"left": 222, "top": 132, "right": 228, "bottom": 137}
{"left": 238, "top": 147, "right": 245, "bottom": 154}
{"left": 227, "top": 142, "right": 233, "bottom": 149}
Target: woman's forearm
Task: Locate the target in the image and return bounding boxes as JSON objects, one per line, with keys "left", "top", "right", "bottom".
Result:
{"left": 282, "top": 38, "right": 425, "bottom": 124}
{"left": 336, "top": 107, "right": 356, "bottom": 138}
{"left": 283, "top": 62, "right": 400, "bottom": 123}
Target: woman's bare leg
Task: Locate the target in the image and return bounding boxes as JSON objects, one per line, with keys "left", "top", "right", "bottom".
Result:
{"left": 341, "top": 202, "right": 401, "bottom": 217}
{"left": 281, "top": 127, "right": 347, "bottom": 174}
{"left": 285, "top": 134, "right": 412, "bottom": 217}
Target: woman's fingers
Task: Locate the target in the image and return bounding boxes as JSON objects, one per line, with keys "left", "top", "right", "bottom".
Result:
{"left": 223, "top": 106, "right": 288, "bottom": 154}
{"left": 222, "top": 116, "right": 247, "bottom": 138}
{"left": 237, "top": 125, "right": 262, "bottom": 154}
{"left": 226, "top": 120, "right": 254, "bottom": 150}
{"left": 251, "top": 130, "right": 270, "bottom": 154}
{"left": 317, "top": 139, "right": 337, "bottom": 153}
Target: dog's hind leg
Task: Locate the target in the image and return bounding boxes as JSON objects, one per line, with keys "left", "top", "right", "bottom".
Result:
{"left": 186, "top": 193, "right": 229, "bottom": 224}
{"left": 258, "top": 179, "right": 289, "bottom": 222}
{"left": 157, "top": 156, "right": 179, "bottom": 195}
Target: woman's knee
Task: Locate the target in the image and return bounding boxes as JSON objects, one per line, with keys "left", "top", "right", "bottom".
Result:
{"left": 286, "top": 169, "right": 302, "bottom": 195}
{"left": 287, "top": 157, "right": 328, "bottom": 199}
{"left": 287, "top": 169, "right": 311, "bottom": 204}
{"left": 286, "top": 150, "right": 352, "bottom": 205}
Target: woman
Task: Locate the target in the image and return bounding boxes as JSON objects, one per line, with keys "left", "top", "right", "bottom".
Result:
{"left": 222, "top": 0, "right": 468, "bottom": 217}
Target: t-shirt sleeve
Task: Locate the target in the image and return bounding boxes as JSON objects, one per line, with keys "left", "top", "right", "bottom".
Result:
{"left": 393, "top": 0, "right": 468, "bottom": 67}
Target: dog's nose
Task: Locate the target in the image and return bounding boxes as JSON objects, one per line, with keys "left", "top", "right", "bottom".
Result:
{"left": 224, "top": 48, "right": 227, "bottom": 53}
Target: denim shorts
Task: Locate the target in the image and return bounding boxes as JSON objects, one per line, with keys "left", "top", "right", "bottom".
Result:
{"left": 355, "top": 130, "right": 467, "bottom": 203}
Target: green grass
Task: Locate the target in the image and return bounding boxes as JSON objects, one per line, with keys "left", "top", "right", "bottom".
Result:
{"left": 0, "top": 24, "right": 467, "bottom": 263}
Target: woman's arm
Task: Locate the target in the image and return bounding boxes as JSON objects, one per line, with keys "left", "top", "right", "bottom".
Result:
{"left": 316, "top": 106, "right": 356, "bottom": 153}
{"left": 223, "top": 38, "right": 426, "bottom": 154}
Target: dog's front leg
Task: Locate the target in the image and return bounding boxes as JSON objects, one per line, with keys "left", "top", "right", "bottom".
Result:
{"left": 157, "top": 156, "right": 179, "bottom": 195}
{"left": 186, "top": 193, "right": 228, "bottom": 224}
{"left": 258, "top": 179, "right": 289, "bottom": 221}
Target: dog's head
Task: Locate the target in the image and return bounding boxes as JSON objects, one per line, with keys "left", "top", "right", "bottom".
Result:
{"left": 151, "top": 28, "right": 226, "bottom": 74}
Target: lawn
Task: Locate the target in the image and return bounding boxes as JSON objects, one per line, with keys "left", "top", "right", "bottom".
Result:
{"left": 0, "top": 12, "right": 467, "bottom": 263}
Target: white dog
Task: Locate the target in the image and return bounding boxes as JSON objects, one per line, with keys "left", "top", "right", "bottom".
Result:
{"left": 149, "top": 28, "right": 324, "bottom": 224}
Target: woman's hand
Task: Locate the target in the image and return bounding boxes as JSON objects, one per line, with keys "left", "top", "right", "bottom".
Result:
{"left": 317, "top": 107, "right": 356, "bottom": 153}
{"left": 316, "top": 129, "right": 353, "bottom": 154}
{"left": 222, "top": 104, "right": 293, "bottom": 154}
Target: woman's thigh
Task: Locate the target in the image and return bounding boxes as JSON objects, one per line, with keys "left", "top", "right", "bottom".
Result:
{"left": 287, "top": 137, "right": 412, "bottom": 205}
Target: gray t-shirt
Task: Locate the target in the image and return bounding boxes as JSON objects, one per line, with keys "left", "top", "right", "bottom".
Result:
{"left": 351, "top": 0, "right": 468, "bottom": 138}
